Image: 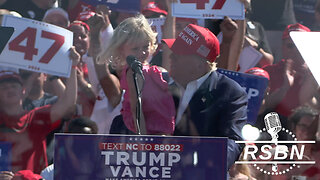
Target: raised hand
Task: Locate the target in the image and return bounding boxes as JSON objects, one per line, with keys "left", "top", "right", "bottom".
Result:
{"left": 283, "top": 59, "right": 295, "bottom": 89}
{"left": 69, "top": 46, "right": 80, "bottom": 67}
{"left": 220, "top": 16, "right": 238, "bottom": 43}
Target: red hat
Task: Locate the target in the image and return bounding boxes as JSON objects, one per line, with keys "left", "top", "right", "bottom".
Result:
{"left": 162, "top": 24, "right": 220, "bottom": 62}
{"left": 245, "top": 67, "right": 270, "bottom": 80}
{"left": 282, "top": 23, "right": 310, "bottom": 39}
{"left": 12, "top": 170, "right": 43, "bottom": 180}
{"left": 0, "top": 70, "right": 23, "bottom": 84}
{"left": 76, "top": 10, "right": 95, "bottom": 22}
{"left": 142, "top": 2, "right": 167, "bottom": 16}
{"left": 69, "top": 21, "right": 90, "bottom": 32}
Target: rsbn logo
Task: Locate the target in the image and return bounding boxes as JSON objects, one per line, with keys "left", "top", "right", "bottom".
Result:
{"left": 236, "top": 112, "right": 315, "bottom": 176}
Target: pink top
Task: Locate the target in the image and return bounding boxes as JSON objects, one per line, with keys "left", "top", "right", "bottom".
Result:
{"left": 120, "top": 65, "right": 175, "bottom": 134}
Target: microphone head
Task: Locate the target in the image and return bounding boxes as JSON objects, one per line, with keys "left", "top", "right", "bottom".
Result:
{"left": 126, "top": 55, "right": 136, "bottom": 64}
{"left": 264, "top": 112, "right": 282, "bottom": 140}
{"left": 126, "top": 55, "right": 143, "bottom": 78}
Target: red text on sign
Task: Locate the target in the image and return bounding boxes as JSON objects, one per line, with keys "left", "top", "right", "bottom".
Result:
{"left": 39, "top": 31, "right": 65, "bottom": 64}
{"left": 180, "top": 0, "right": 226, "bottom": 10}
{"left": 8, "top": 27, "right": 65, "bottom": 64}
{"left": 9, "top": 27, "right": 38, "bottom": 61}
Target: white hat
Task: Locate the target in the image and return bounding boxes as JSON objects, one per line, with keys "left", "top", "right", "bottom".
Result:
{"left": 43, "top": 7, "right": 70, "bottom": 25}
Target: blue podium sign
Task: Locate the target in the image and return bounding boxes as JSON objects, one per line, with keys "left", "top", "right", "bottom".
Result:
{"left": 0, "top": 142, "right": 11, "bottom": 171}
{"left": 54, "top": 134, "right": 227, "bottom": 180}
{"left": 217, "top": 69, "right": 269, "bottom": 124}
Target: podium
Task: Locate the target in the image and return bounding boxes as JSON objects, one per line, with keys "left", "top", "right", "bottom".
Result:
{"left": 54, "top": 134, "right": 228, "bottom": 180}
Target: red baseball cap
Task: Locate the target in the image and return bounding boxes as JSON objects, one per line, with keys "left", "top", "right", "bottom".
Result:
{"left": 282, "top": 23, "right": 310, "bottom": 39}
{"left": 162, "top": 24, "right": 220, "bottom": 62}
{"left": 245, "top": 67, "right": 270, "bottom": 80}
{"left": 69, "top": 21, "right": 90, "bottom": 32}
{"left": 0, "top": 70, "right": 23, "bottom": 85}
{"left": 76, "top": 11, "right": 95, "bottom": 22}
{"left": 142, "top": 2, "right": 167, "bottom": 16}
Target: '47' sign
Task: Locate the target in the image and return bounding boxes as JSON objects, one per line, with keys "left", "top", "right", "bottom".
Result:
{"left": 172, "top": 0, "right": 244, "bottom": 19}
{"left": 0, "top": 15, "right": 73, "bottom": 77}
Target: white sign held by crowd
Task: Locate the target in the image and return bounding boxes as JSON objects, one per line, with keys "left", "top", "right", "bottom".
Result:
{"left": 148, "top": 17, "right": 166, "bottom": 43}
{"left": 172, "top": 0, "right": 245, "bottom": 19}
{"left": 0, "top": 15, "right": 73, "bottom": 77}
{"left": 290, "top": 32, "right": 320, "bottom": 86}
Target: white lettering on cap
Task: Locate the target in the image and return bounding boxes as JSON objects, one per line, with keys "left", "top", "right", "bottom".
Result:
{"left": 179, "top": 32, "right": 193, "bottom": 45}
{"left": 183, "top": 26, "right": 199, "bottom": 41}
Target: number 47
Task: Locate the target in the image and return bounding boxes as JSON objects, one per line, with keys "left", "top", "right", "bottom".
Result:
{"left": 180, "top": 0, "right": 226, "bottom": 10}
{"left": 8, "top": 27, "right": 65, "bottom": 64}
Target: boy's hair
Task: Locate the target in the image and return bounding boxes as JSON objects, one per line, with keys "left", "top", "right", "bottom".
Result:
{"left": 97, "top": 14, "right": 157, "bottom": 69}
{"left": 67, "top": 117, "right": 98, "bottom": 134}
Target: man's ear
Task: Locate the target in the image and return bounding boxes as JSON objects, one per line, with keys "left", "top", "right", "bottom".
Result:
{"left": 43, "top": 73, "right": 48, "bottom": 81}
{"left": 22, "top": 87, "right": 26, "bottom": 95}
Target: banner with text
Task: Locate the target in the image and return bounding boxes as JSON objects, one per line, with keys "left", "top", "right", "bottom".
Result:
{"left": 0, "top": 15, "right": 73, "bottom": 77}
{"left": 217, "top": 69, "right": 268, "bottom": 124}
{"left": 172, "top": 0, "right": 245, "bottom": 19}
{"left": 82, "top": 0, "right": 141, "bottom": 13}
{"left": 54, "top": 134, "right": 227, "bottom": 180}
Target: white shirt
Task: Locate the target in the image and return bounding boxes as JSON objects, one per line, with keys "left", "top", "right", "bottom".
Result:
{"left": 175, "top": 71, "right": 212, "bottom": 125}
{"left": 82, "top": 25, "right": 122, "bottom": 134}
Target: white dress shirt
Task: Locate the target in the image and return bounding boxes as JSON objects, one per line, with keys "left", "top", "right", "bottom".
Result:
{"left": 175, "top": 71, "right": 212, "bottom": 125}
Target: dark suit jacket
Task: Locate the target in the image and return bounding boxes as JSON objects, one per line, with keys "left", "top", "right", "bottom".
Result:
{"left": 173, "top": 71, "right": 248, "bottom": 170}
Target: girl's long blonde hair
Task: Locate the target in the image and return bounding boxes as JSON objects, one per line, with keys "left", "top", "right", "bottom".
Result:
{"left": 97, "top": 14, "right": 157, "bottom": 70}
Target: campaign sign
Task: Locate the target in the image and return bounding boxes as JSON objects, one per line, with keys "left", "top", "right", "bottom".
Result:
{"left": 217, "top": 69, "right": 268, "bottom": 124}
{"left": 0, "top": 15, "right": 73, "bottom": 77}
{"left": 0, "top": 142, "right": 11, "bottom": 171}
{"left": 148, "top": 18, "right": 166, "bottom": 43}
{"left": 172, "top": 0, "right": 245, "bottom": 19}
{"left": 82, "top": 0, "right": 141, "bottom": 13}
{"left": 54, "top": 134, "right": 227, "bottom": 180}
{"left": 290, "top": 32, "right": 320, "bottom": 86}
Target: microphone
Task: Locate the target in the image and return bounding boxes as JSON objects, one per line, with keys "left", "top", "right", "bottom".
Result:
{"left": 264, "top": 112, "right": 282, "bottom": 172}
{"left": 264, "top": 112, "right": 282, "bottom": 142}
{"left": 126, "top": 55, "right": 144, "bottom": 80}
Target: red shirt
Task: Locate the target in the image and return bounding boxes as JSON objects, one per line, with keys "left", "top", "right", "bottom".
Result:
{"left": 0, "top": 105, "right": 60, "bottom": 173}
{"left": 263, "top": 60, "right": 303, "bottom": 117}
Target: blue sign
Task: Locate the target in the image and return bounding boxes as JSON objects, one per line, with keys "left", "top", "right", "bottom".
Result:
{"left": 82, "top": 0, "right": 141, "bottom": 13}
{"left": 0, "top": 142, "right": 11, "bottom": 171}
{"left": 54, "top": 134, "right": 227, "bottom": 180}
{"left": 217, "top": 69, "right": 269, "bottom": 124}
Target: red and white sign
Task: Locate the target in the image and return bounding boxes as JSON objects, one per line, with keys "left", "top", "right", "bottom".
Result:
{"left": 0, "top": 15, "right": 73, "bottom": 77}
{"left": 172, "top": 0, "right": 245, "bottom": 20}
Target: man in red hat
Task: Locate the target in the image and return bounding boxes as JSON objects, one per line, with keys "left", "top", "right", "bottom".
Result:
{"left": 262, "top": 23, "right": 318, "bottom": 119}
{"left": 162, "top": 24, "right": 248, "bottom": 170}
{"left": 0, "top": 47, "right": 80, "bottom": 174}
